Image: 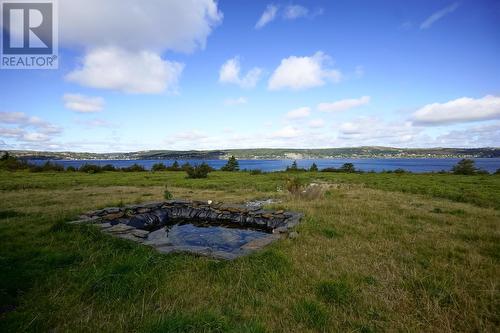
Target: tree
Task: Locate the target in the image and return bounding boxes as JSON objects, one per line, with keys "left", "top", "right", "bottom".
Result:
{"left": 171, "top": 161, "right": 180, "bottom": 170}
{"left": 181, "top": 162, "right": 192, "bottom": 171}
{"left": 1, "top": 152, "right": 11, "bottom": 161}
{"left": 287, "top": 161, "right": 298, "bottom": 171}
{"left": 340, "top": 163, "right": 356, "bottom": 173}
{"left": 221, "top": 156, "right": 239, "bottom": 171}
{"left": 309, "top": 163, "right": 318, "bottom": 172}
{"left": 152, "top": 162, "right": 167, "bottom": 172}
{"left": 452, "top": 159, "right": 477, "bottom": 175}
{"left": 186, "top": 162, "right": 213, "bottom": 179}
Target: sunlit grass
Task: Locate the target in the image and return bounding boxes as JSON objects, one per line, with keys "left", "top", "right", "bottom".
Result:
{"left": 0, "top": 171, "right": 498, "bottom": 331}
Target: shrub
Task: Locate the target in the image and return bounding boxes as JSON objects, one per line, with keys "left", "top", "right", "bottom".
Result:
{"left": 164, "top": 185, "right": 173, "bottom": 200}
{"left": 79, "top": 164, "right": 102, "bottom": 174}
{"left": 394, "top": 168, "right": 409, "bottom": 174}
{"left": 321, "top": 167, "right": 339, "bottom": 173}
{"left": 121, "top": 163, "right": 146, "bottom": 172}
{"left": 0, "top": 152, "right": 29, "bottom": 171}
{"left": 249, "top": 169, "right": 263, "bottom": 175}
{"left": 495, "top": 168, "right": 500, "bottom": 175}
{"left": 452, "top": 159, "right": 478, "bottom": 175}
{"left": 101, "top": 164, "right": 116, "bottom": 171}
{"left": 340, "top": 163, "right": 356, "bottom": 173}
{"left": 167, "top": 160, "right": 182, "bottom": 171}
{"left": 66, "top": 166, "right": 77, "bottom": 172}
{"left": 220, "top": 156, "right": 239, "bottom": 171}
{"left": 287, "top": 160, "right": 298, "bottom": 171}
{"left": 285, "top": 176, "right": 304, "bottom": 195}
{"left": 186, "top": 163, "right": 213, "bottom": 179}
{"left": 309, "top": 163, "right": 318, "bottom": 172}
{"left": 151, "top": 162, "right": 167, "bottom": 172}
{"left": 181, "top": 162, "right": 192, "bottom": 171}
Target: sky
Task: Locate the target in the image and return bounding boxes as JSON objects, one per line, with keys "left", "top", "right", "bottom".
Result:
{"left": 0, "top": 0, "right": 499, "bottom": 152}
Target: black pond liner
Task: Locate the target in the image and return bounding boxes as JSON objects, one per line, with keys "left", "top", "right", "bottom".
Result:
{"left": 70, "top": 200, "right": 302, "bottom": 260}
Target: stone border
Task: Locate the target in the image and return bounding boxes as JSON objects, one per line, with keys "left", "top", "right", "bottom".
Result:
{"left": 69, "top": 200, "right": 302, "bottom": 260}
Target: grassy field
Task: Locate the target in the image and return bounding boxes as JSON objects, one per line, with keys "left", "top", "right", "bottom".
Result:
{"left": 0, "top": 170, "right": 499, "bottom": 332}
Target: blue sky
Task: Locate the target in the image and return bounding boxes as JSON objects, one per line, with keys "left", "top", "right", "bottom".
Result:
{"left": 0, "top": 0, "right": 499, "bottom": 152}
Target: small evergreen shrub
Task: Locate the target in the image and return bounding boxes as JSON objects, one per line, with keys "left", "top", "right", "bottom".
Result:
{"left": 452, "top": 159, "right": 478, "bottom": 175}
{"left": 220, "top": 156, "right": 239, "bottom": 171}
{"left": 0, "top": 152, "right": 29, "bottom": 171}
{"left": 79, "top": 164, "right": 102, "bottom": 174}
{"left": 101, "top": 164, "right": 116, "bottom": 171}
{"left": 340, "top": 163, "right": 356, "bottom": 173}
{"left": 186, "top": 163, "right": 213, "bottom": 179}
{"left": 167, "top": 161, "right": 182, "bottom": 171}
{"left": 121, "top": 164, "right": 146, "bottom": 172}
{"left": 309, "top": 163, "right": 318, "bottom": 172}
{"left": 164, "top": 185, "right": 173, "bottom": 200}
{"left": 151, "top": 162, "right": 167, "bottom": 172}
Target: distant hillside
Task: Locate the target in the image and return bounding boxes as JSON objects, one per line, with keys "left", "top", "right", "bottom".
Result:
{"left": 3, "top": 147, "right": 499, "bottom": 160}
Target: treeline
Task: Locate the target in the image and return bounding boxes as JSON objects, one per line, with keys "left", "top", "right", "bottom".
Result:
{"left": 0, "top": 153, "right": 149, "bottom": 173}
{"left": 1, "top": 153, "right": 498, "bottom": 176}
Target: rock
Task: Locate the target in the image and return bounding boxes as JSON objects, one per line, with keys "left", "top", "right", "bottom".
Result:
{"left": 106, "top": 223, "right": 135, "bottom": 234}
{"left": 131, "top": 229, "right": 149, "bottom": 238}
{"left": 104, "top": 207, "right": 121, "bottom": 214}
{"left": 104, "top": 212, "right": 124, "bottom": 220}
{"left": 97, "top": 222, "right": 112, "bottom": 229}
{"left": 288, "top": 231, "right": 299, "bottom": 239}
{"left": 241, "top": 234, "right": 280, "bottom": 251}
{"left": 126, "top": 210, "right": 168, "bottom": 230}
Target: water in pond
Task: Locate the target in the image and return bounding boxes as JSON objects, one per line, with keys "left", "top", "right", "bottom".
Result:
{"left": 144, "top": 221, "right": 271, "bottom": 253}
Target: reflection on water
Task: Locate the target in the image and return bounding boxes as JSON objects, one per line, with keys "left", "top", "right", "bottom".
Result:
{"left": 145, "top": 222, "right": 271, "bottom": 253}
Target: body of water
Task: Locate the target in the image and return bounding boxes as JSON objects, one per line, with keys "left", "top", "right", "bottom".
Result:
{"left": 29, "top": 158, "right": 500, "bottom": 173}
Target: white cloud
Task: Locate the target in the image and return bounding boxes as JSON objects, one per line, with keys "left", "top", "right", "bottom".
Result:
{"left": 271, "top": 126, "right": 301, "bottom": 138}
{"left": 60, "top": 1, "right": 221, "bottom": 94}
{"left": 318, "top": 96, "right": 371, "bottom": 112}
{"left": 60, "top": 0, "right": 222, "bottom": 53}
{"left": 66, "top": 47, "right": 184, "bottom": 94}
{"left": 308, "top": 119, "right": 325, "bottom": 128}
{"left": 433, "top": 122, "right": 500, "bottom": 147}
{"left": 338, "top": 117, "right": 419, "bottom": 144}
{"left": 0, "top": 112, "right": 62, "bottom": 143}
{"left": 255, "top": 4, "right": 322, "bottom": 29}
{"left": 286, "top": 107, "right": 311, "bottom": 119}
{"left": 219, "top": 57, "right": 262, "bottom": 88}
{"left": 63, "top": 94, "right": 104, "bottom": 113}
{"left": 283, "top": 5, "right": 308, "bottom": 19}
{"left": 268, "top": 52, "right": 342, "bottom": 90}
{"left": 420, "top": 2, "right": 459, "bottom": 30}
{"left": 255, "top": 4, "right": 279, "bottom": 29}
{"left": 224, "top": 97, "right": 247, "bottom": 106}
{"left": 0, "top": 111, "right": 61, "bottom": 134}
{"left": 412, "top": 95, "right": 500, "bottom": 125}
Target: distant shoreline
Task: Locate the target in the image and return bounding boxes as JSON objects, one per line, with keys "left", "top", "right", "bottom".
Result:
{"left": 5, "top": 147, "right": 500, "bottom": 160}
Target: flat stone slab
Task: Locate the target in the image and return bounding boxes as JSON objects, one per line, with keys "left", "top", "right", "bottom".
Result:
{"left": 70, "top": 199, "right": 302, "bottom": 260}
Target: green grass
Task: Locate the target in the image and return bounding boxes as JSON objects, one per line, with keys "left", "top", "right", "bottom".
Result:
{"left": 0, "top": 170, "right": 499, "bottom": 332}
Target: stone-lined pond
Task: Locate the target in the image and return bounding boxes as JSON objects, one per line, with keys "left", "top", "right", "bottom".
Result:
{"left": 70, "top": 200, "right": 302, "bottom": 260}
